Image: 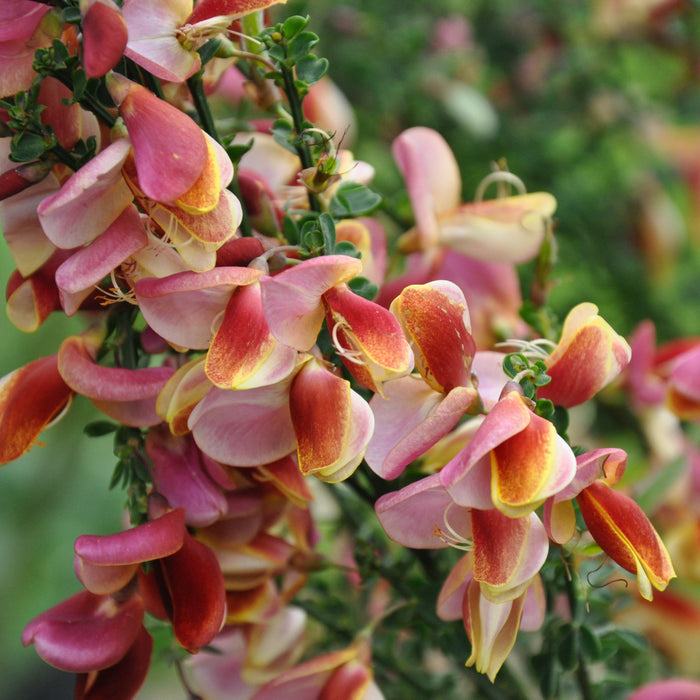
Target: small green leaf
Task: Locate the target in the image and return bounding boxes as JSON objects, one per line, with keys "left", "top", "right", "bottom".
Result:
{"left": 11, "top": 132, "right": 47, "bottom": 162}
{"left": 282, "top": 215, "right": 300, "bottom": 245}
{"left": 329, "top": 183, "right": 382, "bottom": 217}
{"left": 502, "top": 352, "right": 528, "bottom": 378}
{"left": 84, "top": 421, "right": 118, "bottom": 437}
{"left": 62, "top": 6, "right": 82, "bottom": 24}
{"left": 303, "top": 226, "right": 324, "bottom": 251}
{"left": 348, "top": 276, "right": 378, "bottom": 300}
{"left": 333, "top": 240, "right": 360, "bottom": 258}
{"left": 266, "top": 42, "right": 287, "bottom": 64}
{"left": 535, "top": 398, "right": 555, "bottom": 419}
{"left": 295, "top": 55, "right": 328, "bottom": 86}
{"left": 271, "top": 118, "right": 297, "bottom": 154}
{"left": 288, "top": 31, "right": 319, "bottom": 63}
{"left": 318, "top": 212, "right": 336, "bottom": 252}
{"left": 579, "top": 624, "right": 603, "bottom": 661}
{"left": 282, "top": 15, "right": 309, "bottom": 39}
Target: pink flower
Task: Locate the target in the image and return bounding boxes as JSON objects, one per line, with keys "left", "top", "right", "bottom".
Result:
{"left": 441, "top": 390, "right": 576, "bottom": 518}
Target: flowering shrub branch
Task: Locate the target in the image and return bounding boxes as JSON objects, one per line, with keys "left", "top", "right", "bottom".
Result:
{"left": 0, "top": 2, "right": 696, "bottom": 699}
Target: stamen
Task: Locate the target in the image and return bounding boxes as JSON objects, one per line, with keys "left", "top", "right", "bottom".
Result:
{"left": 94, "top": 269, "right": 138, "bottom": 306}
{"left": 474, "top": 170, "right": 527, "bottom": 202}
{"left": 330, "top": 320, "right": 366, "bottom": 366}
{"left": 496, "top": 338, "right": 557, "bottom": 362}
{"left": 432, "top": 502, "right": 473, "bottom": 551}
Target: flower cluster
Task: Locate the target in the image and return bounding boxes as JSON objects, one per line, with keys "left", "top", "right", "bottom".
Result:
{"left": 0, "top": 2, "right": 684, "bottom": 699}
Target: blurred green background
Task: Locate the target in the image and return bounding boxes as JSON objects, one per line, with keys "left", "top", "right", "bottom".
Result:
{"left": 3, "top": 1, "right": 700, "bottom": 697}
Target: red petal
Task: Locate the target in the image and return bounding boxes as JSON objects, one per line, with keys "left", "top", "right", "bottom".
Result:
{"left": 161, "top": 534, "right": 227, "bottom": 651}
{"left": 0, "top": 355, "right": 73, "bottom": 465}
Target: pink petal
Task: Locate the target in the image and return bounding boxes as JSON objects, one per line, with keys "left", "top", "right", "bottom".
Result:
{"left": 135, "top": 267, "right": 262, "bottom": 349}
{"left": 37, "top": 138, "right": 133, "bottom": 247}
{"left": 432, "top": 192, "right": 556, "bottom": 263}
{"left": 472, "top": 510, "right": 548, "bottom": 603}
{"left": 441, "top": 390, "right": 532, "bottom": 504}
{"left": 437, "top": 552, "right": 474, "bottom": 621}
{"left": 106, "top": 73, "right": 208, "bottom": 203}
{"left": 54, "top": 203, "right": 147, "bottom": 315}
{"left": 0, "top": 354, "right": 73, "bottom": 465}
{"left": 82, "top": 0, "right": 128, "bottom": 78}
{"left": 161, "top": 532, "right": 227, "bottom": 651}
{"left": 366, "top": 375, "right": 476, "bottom": 480}
{"left": 22, "top": 591, "right": 144, "bottom": 673}
{"left": 290, "top": 359, "right": 373, "bottom": 482}
{"left": 375, "top": 473, "right": 471, "bottom": 549}
{"left": 189, "top": 379, "right": 297, "bottom": 466}
{"left": 123, "top": 0, "right": 200, "bottom": 82}
{"left": 58, "top": 330, "right": 175, "bottom": 426}
{"left": 392, "top": 127, "right": 461, "bottom": 250}
{"left": 260, "top": 256, "right": 363, "bottom": 351}
{"left": 206, "top": 282, "right": 297, "bottom": 389}
{"left": 74, "top": 625, "right": 152, "bottom": 700}
{"left": 324, "top": 284, "right": 413, "bottom": 394}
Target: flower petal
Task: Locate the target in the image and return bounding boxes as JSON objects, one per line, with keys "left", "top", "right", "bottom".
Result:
{"left": 106, "top": 73, "right": 208, "bottom": 203}
{"left": 290, "top": 359, "right": 373, "bottom": 482}
{"left": 390, "top": 281, "right": 474, "bottom": 393}
{"left": 261, "top": 255, "right": 363, "bottom": 351}
{"left": 22, "top": 591, "right": 144, "bottom": 673}
{"left": 577, "top": 480, "right": 675, "bottom": 601}
{"left": 472, "top": 510, "right": 548, "bottom": 603}
{"left": 0, "top": 354, "right": 73, "bottom": 465}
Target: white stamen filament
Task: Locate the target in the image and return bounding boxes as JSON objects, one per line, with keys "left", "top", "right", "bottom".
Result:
{"left": 474, "top": 170, "right": 527, "bottom": 202}
{"left": 331, "top": 319, "right": 366, "bottom": 366}
{"left": 432, "top": 502, "right": 473, "bottom": 551}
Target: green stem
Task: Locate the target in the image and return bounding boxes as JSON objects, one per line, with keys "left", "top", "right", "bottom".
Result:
{"left": 562, "top": 553, "right": 594, "bottom": 700}
{"left": 187, "top": 72, "right": 220, "bottom": 142}
{"left": 279, "top": 65, "right": 321, "bottom": 212}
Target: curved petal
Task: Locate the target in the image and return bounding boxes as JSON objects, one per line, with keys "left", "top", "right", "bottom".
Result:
{"left": 189, "top": 378, "right": 297, "bottom": 466}
{"left": 375, "top": 473, "right": 471, "bottom": 549}
{"left": 206, "top": 282, "right": 297, "bottom": 390}
{"left": 390, "top": 281, "right": 474, "bottom": 393}
{"left": 74, "top": 624, "right": 152, "bottom": 700}
{"left": 366, "top": 375, "right": 476, "bottom": 480}
{"left": 260, "top": 256, "right": 363, "bottom": 351}
{"left": 123, "top": 0, "right": 200, "bottom": 82}
{"left": 58, "top": 330, "right": 174, "bottom": 427}
{"left": 441, "top": 390, "right": 532, "bottom": 505}
{"left": 146, "top": 428, "right": 228, "bottom": 527}
{"left": 392, "top": 127, "right": 461, "bottom": 250}
{"left": 135, "top": 267, "right": 262, "bottom": 349}
{"left": 539, "top": 302, "right": 632, "bottom": 408}
{"left": 106, "top": 73, "right": 208, "bottom": 203}
{"left": 577, "top": 481, "right": 675, "bottom": 601}
{"left": 472, "top": 510, "right": 548, "bottom": 603}
{"left": 0, "top": 354, "right": 73, "bottom": 465}
{"left": 82, "top": 0, "right": 128, "bottom": 78}
{"left": 429, "top": 192, "right": 556, "bottom": 263}
{"left": 37, "top": 138, "right": 133, "bottom": 248}
{"left": 22, "top": 591, "right": 144, "bottom": 673}
{"left": 161, "top": 532, "right": 227, "bottom": 651}
{"left": 324, "top": 284, "right": 413, "bottom": 394}
{"left": 290, "top": 359, "right": 373, "bottom": 482}
{"left": 55, "top": 203, "right": 147, "bottom": 315}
